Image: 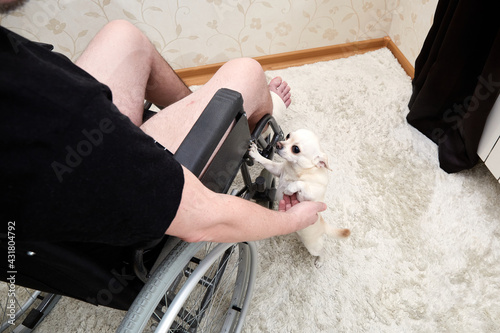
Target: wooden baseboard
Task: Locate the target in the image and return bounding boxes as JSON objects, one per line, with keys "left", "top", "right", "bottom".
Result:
{"left": 176, "top": 36, "right": 414, "bottom": 86}
{"left": 383, "top": 36, "right": 415, "bottom": 79}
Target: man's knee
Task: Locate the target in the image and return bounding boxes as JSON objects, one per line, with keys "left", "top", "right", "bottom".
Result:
{"left": 98, "top": 20, "right": 151, "bottom": 52}
{"left": 101, "top": 20, "right": 138, "bottom": 36}
{"left": 215, "top": 57, "right": 267, "bottom": 95}
{"left": 223, "top": 58, "right": 263, "bottom": 76}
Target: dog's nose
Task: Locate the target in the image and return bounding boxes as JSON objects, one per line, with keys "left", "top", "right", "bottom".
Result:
{"left": 276, "top": 141, "right": 283, "bottom": 150}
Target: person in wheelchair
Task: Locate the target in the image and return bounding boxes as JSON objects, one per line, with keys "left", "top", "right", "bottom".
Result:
{"left": 1, "top": 3, "right": 326, "bottom": 248}
{"left": 1, "top": 3, "right": 329, "bottom": 331}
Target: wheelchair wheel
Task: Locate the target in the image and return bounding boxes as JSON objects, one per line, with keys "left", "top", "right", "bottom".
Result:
{"left": 117, "top": 241, "right": 257, "bottom": 333}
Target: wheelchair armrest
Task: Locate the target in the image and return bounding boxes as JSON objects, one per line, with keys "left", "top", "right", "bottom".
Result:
{"left": 174, "top": 88, "right": 245, "bottom": 178}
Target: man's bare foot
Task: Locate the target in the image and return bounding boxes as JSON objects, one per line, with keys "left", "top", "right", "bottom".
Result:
{"left": 269, "top": 76, "right": 291, "bottom": 108}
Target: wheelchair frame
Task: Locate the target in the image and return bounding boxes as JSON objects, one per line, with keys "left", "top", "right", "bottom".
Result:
{"left": 1, "top": 88, "right": 283, "bottom": 332}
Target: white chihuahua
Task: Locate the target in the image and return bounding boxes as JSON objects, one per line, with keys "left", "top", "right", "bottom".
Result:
{"left": 249, "top": 128, "right": 350, "bottom": 267}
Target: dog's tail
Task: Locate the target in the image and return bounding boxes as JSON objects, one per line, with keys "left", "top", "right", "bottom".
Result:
{"left": 321, "top": 216, "right": 350, "bottom": 239}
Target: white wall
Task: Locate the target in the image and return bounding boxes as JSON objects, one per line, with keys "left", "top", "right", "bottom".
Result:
{"left": 388, "top": 0, "right": 438, "bottom": 66}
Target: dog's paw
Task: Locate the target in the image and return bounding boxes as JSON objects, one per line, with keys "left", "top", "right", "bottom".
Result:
{"left": 284, "top": 183, "right": 296, "bottom": 196}
{"left": 284, "top": 182, "right": 302, "bottom": 197}
{"left": 248, "top": 142, "right": 259, "bottom": 159}
{"left": 314, "top": 256, "right": 323, "bottom": 269}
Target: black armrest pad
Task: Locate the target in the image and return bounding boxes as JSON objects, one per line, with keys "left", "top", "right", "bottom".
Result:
{"left": 174, "top": 88, "right": 244, "bottom": 177}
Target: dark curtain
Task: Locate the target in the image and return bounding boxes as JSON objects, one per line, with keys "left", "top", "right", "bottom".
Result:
{"left": 407, "top": 0, "right": 500, "bottom": 173}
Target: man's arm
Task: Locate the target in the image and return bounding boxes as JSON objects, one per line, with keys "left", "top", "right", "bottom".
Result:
{"left": 165, "top": 166, "right": 326, "bottom": 243}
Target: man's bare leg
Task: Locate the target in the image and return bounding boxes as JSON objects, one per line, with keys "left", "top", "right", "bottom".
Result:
{"left": 141, "top": 58, "right": 292, "bottom": 152}
{"left": 76, "top": 20, "right": 191, "bottom": 126}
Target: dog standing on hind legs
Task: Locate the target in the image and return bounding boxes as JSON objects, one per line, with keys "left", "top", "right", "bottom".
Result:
{"left": 249, "top": 128, "right": 350, "bottom": 268}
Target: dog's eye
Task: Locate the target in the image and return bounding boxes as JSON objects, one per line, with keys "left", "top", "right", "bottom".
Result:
{"left": 292, "top": 145, "right": 300, "bottom": 154}
{"left": 286, "top": 133, "right": 290, "bottom": 140}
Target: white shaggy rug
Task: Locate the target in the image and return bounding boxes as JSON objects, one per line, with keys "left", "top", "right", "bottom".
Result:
{"left": 35, "top": 48, "right": 500, "bottom": 332}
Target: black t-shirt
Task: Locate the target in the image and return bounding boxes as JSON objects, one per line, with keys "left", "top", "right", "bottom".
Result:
{"left": 0, "top": 27, "right": 184, "bottom": 246}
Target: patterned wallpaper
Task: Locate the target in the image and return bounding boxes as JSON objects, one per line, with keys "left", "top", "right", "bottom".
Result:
{"left": 389, "top": 0, "right": 438, "bottom": 65}
{"left": 0, "top": 0, "right": 438, "bottom": 69}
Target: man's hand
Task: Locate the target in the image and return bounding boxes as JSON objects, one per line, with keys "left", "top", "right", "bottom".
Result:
{"left": 278, "top": 192, "right": 326, "bottom": 227}
{"left": 167, "top": 166, "right": 327, "bottom": 243}
{"left": 278, "top": 193, "right": 299, "bottom": 212}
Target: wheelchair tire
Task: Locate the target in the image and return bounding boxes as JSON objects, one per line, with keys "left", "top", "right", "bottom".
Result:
{"left": 117, "top": 241, "right": 257, "bottom": 333}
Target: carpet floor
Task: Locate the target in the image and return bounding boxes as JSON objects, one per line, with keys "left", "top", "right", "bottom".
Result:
{"left": 36, "top": 48, "right": 500, "bottom": 332}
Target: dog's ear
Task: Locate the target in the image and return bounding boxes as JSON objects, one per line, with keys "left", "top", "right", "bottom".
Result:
{"left": 313, "top": 153, "right": 331, "bottom": 171}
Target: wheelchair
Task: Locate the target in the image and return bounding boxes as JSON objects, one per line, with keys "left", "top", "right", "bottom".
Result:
{"left": 0, "top": 88, "right": 284, "bottom": 332}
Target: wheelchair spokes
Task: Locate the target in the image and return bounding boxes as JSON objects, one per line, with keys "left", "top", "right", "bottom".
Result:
{"left": 167, "top": 247, "right": 235, "bottom": 332}
{"left": 136, "top": 242, "right": 255, "bottom": 333}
